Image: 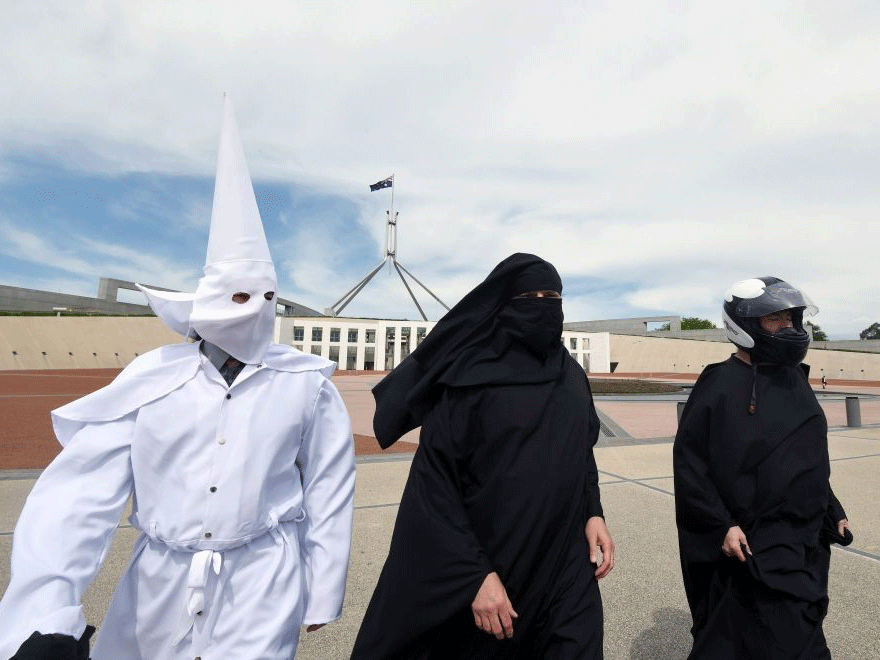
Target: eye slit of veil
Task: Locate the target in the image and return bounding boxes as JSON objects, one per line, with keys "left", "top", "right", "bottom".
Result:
{"left": 231, "top": 292, "right": 251, "bottom": 304}
{"left": 264, "top": 291, "right": 275, "bottom": 301}
{"left": 513, "top": 290, "right": 561, "bottom": 299}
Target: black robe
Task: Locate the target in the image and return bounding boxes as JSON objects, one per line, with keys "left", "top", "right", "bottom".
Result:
{"left": 674, "top": 357, "right": 850, "bottom": 660}
{"left": 350, "top": 356, "right": 604, "bottom": 659}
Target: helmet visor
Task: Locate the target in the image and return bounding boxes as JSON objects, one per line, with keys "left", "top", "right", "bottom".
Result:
{"left": 734, "top": 280, "right": 818, "bottom": 319}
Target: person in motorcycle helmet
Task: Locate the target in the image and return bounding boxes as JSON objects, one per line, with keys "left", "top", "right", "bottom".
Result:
{"left": 721, "top": 276, "right": 816, "bottom": 368}
{"left": 674, "top": 276, "right": 851, "bottom": 659}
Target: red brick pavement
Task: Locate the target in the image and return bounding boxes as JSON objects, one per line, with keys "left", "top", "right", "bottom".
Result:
{"left": 0, "top": 369, "right": 411, "bottom": 470}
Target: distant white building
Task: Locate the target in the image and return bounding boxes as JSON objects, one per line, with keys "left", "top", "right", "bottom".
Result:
{"left": 275, "top": 317, "right": 611, "bottom": 372}
{"left": 561, "top": 329, "right": 610, "bottom": 373}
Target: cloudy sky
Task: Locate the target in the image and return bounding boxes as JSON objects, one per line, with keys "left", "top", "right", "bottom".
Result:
{"left": 1, "top": 1, "right": 878, "bottom": 337}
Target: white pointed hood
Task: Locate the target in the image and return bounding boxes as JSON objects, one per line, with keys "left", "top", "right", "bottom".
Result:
{"left": 139, "top": 94, "right": 278, "bottom": 364}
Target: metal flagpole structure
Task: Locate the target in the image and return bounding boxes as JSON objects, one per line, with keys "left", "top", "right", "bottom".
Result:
{"left": 329, "top": 175, "right": 450, "bottom": 321}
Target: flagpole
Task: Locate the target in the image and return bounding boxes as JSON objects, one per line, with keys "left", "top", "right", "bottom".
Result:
{"left": 390, "top": 173, "right": 395, "bottom": 228}
{"left": 388, "top": 173, "right": 396, "bottom": 261}
{"left": 328, "top": 173, "right": 448, "bottom": 318}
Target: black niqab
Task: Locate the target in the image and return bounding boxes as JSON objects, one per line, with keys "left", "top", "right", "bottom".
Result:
{"left": 373, "top": 253, "right": 568, "bottom": 448}
{"left": 352, "top": 254, "right": 605, "bottom": 659}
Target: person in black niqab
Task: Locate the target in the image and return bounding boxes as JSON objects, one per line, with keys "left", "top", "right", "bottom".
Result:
{"left": 351, "top": 253, "right": 614, "bottom": 660}
{"left": 674, "top": 276, "right": 852, "bottom": 660}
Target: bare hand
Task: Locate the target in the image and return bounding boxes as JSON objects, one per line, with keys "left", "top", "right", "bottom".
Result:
{"left": 585, "top": 516, "right": 615, "bottom": 579}
{"left": 471, "top": 572, "right": 518, "bottom": 639}
{"left": 838, "top": 518, "right": 850, "bottom": 537}
{"left": 305, "top": 624, "right": 325, "bottom": 632}
{"left": 722, "top": 525, "right": 751, "bottom": 562}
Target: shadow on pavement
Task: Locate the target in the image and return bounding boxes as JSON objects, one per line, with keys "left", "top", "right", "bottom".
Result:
{"left": 628, "top": 607, "right": 692, "bottom": 659}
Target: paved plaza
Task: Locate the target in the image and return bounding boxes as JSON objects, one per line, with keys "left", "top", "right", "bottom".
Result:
{"left": 1, "top": 373, "right": 879, "bottom": 658}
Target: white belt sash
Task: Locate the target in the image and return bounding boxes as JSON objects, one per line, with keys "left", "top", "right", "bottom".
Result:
{"left": 172, "top": 550, "right": 223, "bottom": 645}
{"left": 140, "top": 509, "right": 300, "bottom": 647}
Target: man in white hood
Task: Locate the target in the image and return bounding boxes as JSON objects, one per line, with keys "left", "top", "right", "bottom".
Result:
{"left": 0, "top": 96, "right": 356, "bottom": 660}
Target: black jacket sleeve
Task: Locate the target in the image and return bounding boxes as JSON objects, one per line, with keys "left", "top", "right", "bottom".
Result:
{"left": 673, "top": 378, "right": 737, "bottom": 628}
{"left": 673, "top": 390, "right": 735, "bottom": 559}
{"left": 583, "top": 377, "right": 603, "bottom": 520}
{"left": 349, "top": 390, "right": 496, "bottom": 659}
{"left": 821, "top": 487, "right": 853, "bottom": 546}
{"left": 411, "top": 392, "right": 496, "bottom": 583}
{"left": 827, "top": 487, "right": 847, "bottom": 523}
{"left": 585, "top": 449, "right": 604, "bottom": 520}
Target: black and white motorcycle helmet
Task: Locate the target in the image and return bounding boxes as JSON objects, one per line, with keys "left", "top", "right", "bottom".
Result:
{"left": 722, "top": 276, "right": 818, "bottom": 366}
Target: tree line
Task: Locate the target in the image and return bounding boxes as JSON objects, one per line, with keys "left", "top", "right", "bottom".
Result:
{"left": 672, "top": 318, "right": 880, "bottom": 341}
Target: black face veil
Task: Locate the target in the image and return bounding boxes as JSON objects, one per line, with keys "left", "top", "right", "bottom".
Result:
{"left": 372, "top": 253, "right": 568, "bottom": 448}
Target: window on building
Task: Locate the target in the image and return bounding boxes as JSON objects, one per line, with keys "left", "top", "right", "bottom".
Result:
{"left": 330, "top": 327, "right": 341, "bottom": 343}
{"left": 310, "top": 345, "right": 322, "bottom": 356}
{"left": 346, "top": 346, "right": 357, "bottom": 370}
{"left": 400, "top": 327, "right": 411, "bottom": 359}
{"left": 293, "top": 326, "right": 304, "bottom": 342}
{"left": 569, "top": 337, "right": 577, "bottom": 350}
{"left": 416, "top": 327, "right": 427, "bottom": 346}
{"left": 328, "top": 346, "right": 340, "bottom": 365}
{"left": 348, "top": 328, "right": 358, "bottom": 343}
{"left": 365, "top": 329, "right": 376, "bottom": 343}
{"left": 293, "top": 344, "right": 303, "bottom": 352}
{"left": 583, "top": 338, "right": 590, "bottom": 350}
{"left": 311, "top": 327, "right": 323, "bottom": 342}
{"left": 364, "top": 346, "right": 375, "bottom": 370}
{"left": 385, "top": 328, "right": 396, "bottom": 370}
{"left": 582, "top": 354, "right": 590, "bottom": 371}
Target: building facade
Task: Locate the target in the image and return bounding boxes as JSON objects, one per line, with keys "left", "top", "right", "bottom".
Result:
{"left": 275, "top": 317, "right": 611, "bottom": 372}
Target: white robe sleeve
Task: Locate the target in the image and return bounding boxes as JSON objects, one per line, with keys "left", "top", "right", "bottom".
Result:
{"left": 0, "top": 414, "right": 135, "bottom": 658}
{"left": 296, "top": 379, "right": 355, "bottom": 626}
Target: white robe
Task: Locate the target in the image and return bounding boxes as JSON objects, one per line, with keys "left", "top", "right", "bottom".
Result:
{"left": 0, "top": 343, "right": 355, "bottom": 660}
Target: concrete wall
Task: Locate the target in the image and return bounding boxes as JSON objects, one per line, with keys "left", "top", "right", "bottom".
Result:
{"left": 652, "top": 328, "right": 728, "bottom": 342}
{"left": 805, "top": 348, "right": 880, "bottom": 380}
{"left": 565, "top": 316, "right": 682, "bottom": 334}
{"left": 0, "top": 317, "right": 182, "bottom": 370}
{"left": 610, "top": 334, "right": 732, "bottom": 373}
{"left": 813, "top": 339, "right": 880, "bottom": 354}
{"left": 610, "top": 334, "right": 880, "bottom": 379}
{"left": 0, "top": 284, "right": 152, "bottom": 315}
{"left": 644, "top": 332, "right": 880, "bottom": 350}
{"left": 2, "top": 279, "right": 323, "bottom": 318}
{"left": 3, "top": 315, "right": 872, "bottom": 377}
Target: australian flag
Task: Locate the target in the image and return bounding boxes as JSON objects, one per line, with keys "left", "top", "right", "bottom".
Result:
{"left": 370, "top": 176, "right": 393, "bottom": 192}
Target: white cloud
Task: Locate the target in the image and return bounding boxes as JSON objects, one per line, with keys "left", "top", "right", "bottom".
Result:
{"left": 0, "top": 217, "right": 200, "bottom": 293}
{"left": 1, "top": 1, "right": 879, "bottom": 338}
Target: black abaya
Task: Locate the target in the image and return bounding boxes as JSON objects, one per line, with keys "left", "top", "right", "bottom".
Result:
{"left": 674, "top": 357, "right": 850, "bottom": 660}
{"left": 351, "top": 357, "right": 604, "bottom": 659}
{"left": 352, "top": 254, "right": 606, "bottom": 659}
